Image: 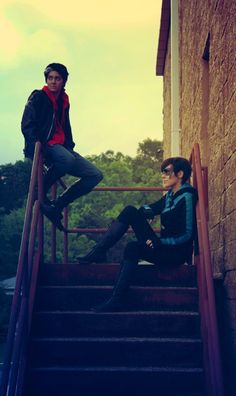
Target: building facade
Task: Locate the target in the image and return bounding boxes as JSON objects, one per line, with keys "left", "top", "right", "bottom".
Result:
{"left": 156, "top": 0, "right": 236, "bottom": 393}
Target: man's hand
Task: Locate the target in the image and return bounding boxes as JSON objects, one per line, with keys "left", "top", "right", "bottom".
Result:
{"left": 146, "top": 239, "right": 154, "bottom": 248}
{"left": 146, "top": 236, "right": 161, "bottom": 249}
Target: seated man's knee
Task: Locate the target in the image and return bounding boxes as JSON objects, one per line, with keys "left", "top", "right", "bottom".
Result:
{"left": 118, "top": 205, "right": 138, "bottom": 223}
{"left": 96, "top": 170, "right": 103, "bottom": 183}
{"left": 86, "top": 171, "right": 103, "bottom": 190}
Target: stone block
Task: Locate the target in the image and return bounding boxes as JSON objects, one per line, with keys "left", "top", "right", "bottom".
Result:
{"left": 223, "top": 151, "right": 236, "bottom": 187}
{"left": 224, "top": 241, "right": 236, "bottom": 271}
{"left": 224, "top": 271, "right": 236, "bottom": 299}
{"left": 223, "top": 210, "right": 236, "bottom": 243}
{"left": 209, "top": 222, "right": 224, "bottom": 247}
{"left": 211, "top": 245, "right": 224, "bottom": 275}
{"left": 225, "top": 182, "right": 236, "bottom": 216}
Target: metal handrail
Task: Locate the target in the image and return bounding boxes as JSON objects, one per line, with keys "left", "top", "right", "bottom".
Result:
{"left": 190, "top": 143, "right": 224, "bottom": 396}
{"left": 0, "top": 142, "right": 44, "bottom": 396}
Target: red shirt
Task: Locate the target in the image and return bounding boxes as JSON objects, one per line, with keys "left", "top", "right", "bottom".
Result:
{"left": 42, "top": 86, "right": 69, "bottom": 145}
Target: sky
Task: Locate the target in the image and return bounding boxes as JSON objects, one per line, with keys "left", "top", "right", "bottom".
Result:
{"left": 0, "top": 0, "right": 163, "bottom": 164}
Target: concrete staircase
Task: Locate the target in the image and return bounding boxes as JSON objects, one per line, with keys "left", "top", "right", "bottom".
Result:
{"left": 23, "top": 263, "right": 204, "bottom": 395}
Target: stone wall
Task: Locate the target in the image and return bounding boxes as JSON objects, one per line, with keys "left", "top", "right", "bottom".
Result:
{"left": 162, "top": 0, "right": 236, "bottom": 393}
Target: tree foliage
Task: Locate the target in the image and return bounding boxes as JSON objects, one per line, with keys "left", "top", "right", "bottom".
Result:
{"left": 0, "top": 160, "right": 32, "bottom": 214}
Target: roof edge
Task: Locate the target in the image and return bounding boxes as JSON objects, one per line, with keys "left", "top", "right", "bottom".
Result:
{"left": 156, "top": 0, "right": 171, "bottom": 76}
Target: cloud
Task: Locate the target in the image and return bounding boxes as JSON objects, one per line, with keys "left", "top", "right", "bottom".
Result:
{"left": 0, "top": 2, "right": 72, "bottom": 69}
{"left": 0, "top": 16, "right": 23, "bottom": 66}
{"left": 21, "top": 29, "right": 70, "bottom": 62}
{"left": 0, "top": 0, "right": 161, "bottom": 70}
{"left": 47, "top": 0, "right": 160, "bottom": 27}
{"left": 2, "top": 0, "right": 161, "bottom": 27}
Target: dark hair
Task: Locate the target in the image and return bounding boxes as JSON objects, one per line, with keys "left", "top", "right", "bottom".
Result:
{"left": 161, "top": 157, "right": 192, "bottom": 184}
{"left": 44, "top": 63, "right": 69, "bottom": 84}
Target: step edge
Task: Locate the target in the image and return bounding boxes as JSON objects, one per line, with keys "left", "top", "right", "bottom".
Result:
{"left": 29, "top": 366, "right": 204, "bottom": 373}
{"left": 37, "top": 286, "right": 198, "bottom": 291}
{"left": 31, "top": 336, "right": 202, "bottom": 343}
{"left": 34, "top": 310, "right": 200, "bottom": 316}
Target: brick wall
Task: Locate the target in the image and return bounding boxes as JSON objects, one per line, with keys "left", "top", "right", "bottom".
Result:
{"left": 162, "top": 0, "right": 236, "bottom": 392}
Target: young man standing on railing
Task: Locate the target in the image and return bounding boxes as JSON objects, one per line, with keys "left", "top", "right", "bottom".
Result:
{"left": 21, "top": 63, "right": 103, "bottom": 230}
{"left": 78, "top": 157, "right": 198, "bottom": 312}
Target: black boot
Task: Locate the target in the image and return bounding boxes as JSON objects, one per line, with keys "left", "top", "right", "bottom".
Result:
{"left": 41, "top": 200, "right": 65, "bottom": 231}
{"left": 92, "top": 259, "right": 137, "bottom": 312}
{"left": 42, "top": 179, "right": 95, "bottom": 232}
{"left": 78, "top": 245, "right": 108, "bottom": 264}
{"left": 78, "top": 220, "right": 128, "bottom": 264}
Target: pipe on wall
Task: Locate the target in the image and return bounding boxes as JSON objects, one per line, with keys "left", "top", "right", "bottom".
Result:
{"left": 170, "top": 0, "right": 180, "bottom": 156}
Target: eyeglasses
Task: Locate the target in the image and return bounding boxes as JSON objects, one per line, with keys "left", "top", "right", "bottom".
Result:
{"left": 161, "top": 167, "right": 174, "bottom": 177}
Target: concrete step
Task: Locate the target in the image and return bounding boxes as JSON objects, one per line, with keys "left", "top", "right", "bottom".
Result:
{"left": 29, "top": 336, "right": 203, "bottom": 368}
{"left": 35, "top": 285, "right": 198, "bottom": 311}
{"left": 31, "top": 311, "right": 201, "bottom": 338}
{"left": 24, "top": 366, "right": 204, "bottom": 395}
{"left": 38, "top": 263, "right": 197, "bottom": 287}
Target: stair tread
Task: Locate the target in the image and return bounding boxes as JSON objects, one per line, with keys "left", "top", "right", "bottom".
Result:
{"left": 38, "top": 263, "right": 197, "bottom": 286}
{"left": 35, "top": 310, "right": 199, "bottom": 315}
{"left": 32, "top": 336, "right": 202, "bottom": 342}
{"left": 30, "top": 366, "right": 204, "bottom": 372}
{"left": 37, "top": 285, "right": 198, "bottom": 290}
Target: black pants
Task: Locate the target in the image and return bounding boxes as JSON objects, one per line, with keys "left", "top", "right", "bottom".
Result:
{"left": 118, "top": 205, "right": 188, "bottom": 267}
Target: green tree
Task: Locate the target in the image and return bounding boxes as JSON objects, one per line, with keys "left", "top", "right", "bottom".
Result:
{"left": 131, "top": 138, "right": 163, "bottom": 185}
{"left": 0, "top": 207, "right": 25, "bottom": 279}
{"left": 0, "top": 160, "right": 31, "bottom": 214}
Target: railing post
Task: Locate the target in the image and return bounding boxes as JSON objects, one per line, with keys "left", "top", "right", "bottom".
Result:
{"left": 51, "top": 183, "right": 57, "bottom": 264}
{"left": 0, "top": 143, "right": 42, "bottom": 396}
{"left": 192, "top": 143, "right": 224, "bottom": 396}
{"left": 38, "top": 149, "right": 44, "bottom": 261}
{"left": 63, "top": 208, "right": 69, "bottom": 264}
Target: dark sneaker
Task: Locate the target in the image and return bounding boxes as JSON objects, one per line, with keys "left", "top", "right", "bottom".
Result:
{"left": 41, "top": 203, "right": 65, "bottom": 231}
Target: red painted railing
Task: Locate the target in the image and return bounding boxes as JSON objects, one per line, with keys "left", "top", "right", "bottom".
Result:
{"left": 0, "top": 142, "right": 44, "bottom": 396}
{"left": 0, "top": 141, "right": 224, "bottom": 396}
{"left": 190, "top": 143, "right": 224, "bottom": 396}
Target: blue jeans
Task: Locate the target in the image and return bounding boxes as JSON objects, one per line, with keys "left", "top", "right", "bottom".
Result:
{"left": 43, "top": 144, "right": 103, "bottom": 208}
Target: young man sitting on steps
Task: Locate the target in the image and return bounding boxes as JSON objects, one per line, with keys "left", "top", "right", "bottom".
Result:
{"left": 78, "top": 157, "right": 198, "bottom": 312}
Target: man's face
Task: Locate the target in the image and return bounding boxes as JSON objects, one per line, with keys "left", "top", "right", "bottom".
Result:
{"left": 46, "top": 70, "right": 64, "bottom": 95}
{"left": 161, "top": 164, "right": 182, "bottom": 190}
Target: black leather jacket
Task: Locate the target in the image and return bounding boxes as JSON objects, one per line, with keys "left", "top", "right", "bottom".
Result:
{"left": 21, "top": 90, "right": 75, "bottom": 159}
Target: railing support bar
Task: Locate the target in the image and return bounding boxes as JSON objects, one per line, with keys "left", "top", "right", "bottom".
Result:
{"left": 192, "top": 143, "right": 224, "bottom": 396}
